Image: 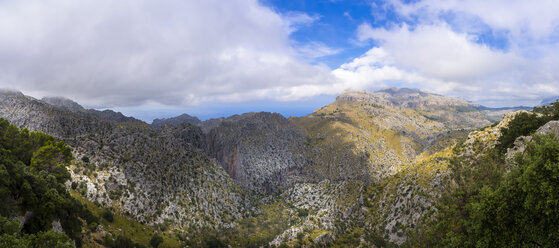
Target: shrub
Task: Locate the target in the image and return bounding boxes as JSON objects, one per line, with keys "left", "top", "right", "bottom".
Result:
{"left": 102, "top": 209, "right": 114, "bottom": 222}
{"left": 150, "top": 234, "right": 164, "bottom": 248}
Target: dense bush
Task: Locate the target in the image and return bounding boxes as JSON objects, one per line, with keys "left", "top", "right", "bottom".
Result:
{"left": 497, "top": 101, "right": 559, "bottom": 151}
{"left": 410, "top": 108, "right": 559, "bottom": 247}
{"left": 103, "top": 209, "right": 114, "bottom": 222}
{"left": 0, "top": 118, "right": 97, "bottom": 247}
{"left": 150, "top": 234, "right": 164, "bottom": 248}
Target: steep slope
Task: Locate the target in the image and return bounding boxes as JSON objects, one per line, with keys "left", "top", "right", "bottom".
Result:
{"left": 204, "top": 112, "right": 307, "bottom": 194}
{"left": 0, "top": 90, "right": 254, "bottom": 233}
{"left": 365, "top": 110, "right": 525, "bottom": 244}
{"left": 403, "top": 103, "right": 559, "bottom": 246}
{"left": 291, "top": 88, "right": 491, "bottom": 181}
{"left": 276, "top": 88, "right": 523, "bottom": 245}
{"left": 151, "top": 113, "right": 201, "bottom": 129}
{"left": 0, "top": 87, "right": 534, "bottom": 247}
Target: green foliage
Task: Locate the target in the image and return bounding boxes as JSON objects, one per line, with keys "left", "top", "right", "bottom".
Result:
{"left": 297, "top": 208, "right": 309, "bottom": 218}
{"left": 533, "top": 101, "right": 559, "bottom": 119}
{"left": 71, "top": 181, "right": 78, "bottom": 190}
{"left": 0, "top": 118, "right": 97, "bottom": 247}
{"left": 201, "top": 234, "right": 226, "bottom": 248}
{"left": 211, "top": 202, "right": 296, "bottom": 248}
{"left": 103, "top": 209, "right": 115, "bottom": 222}
{"left": 411, "top": 133, "right": 559, "bottom": 247}
{"left": 496, "top": 112, "right": 548, "bottom": 151}
{"left": 104, "top": 235, "right": 146, "bottom": 248}
{"left": 30, "top": 140, "right": 72, "bottom": 183}
{"left": 0, "top": 230, "right": 72, "bottom": 248}
{"left": 466, "top": 134, "right": 559, "bottom": 247}
{"left": 150, "top": 234, "right": 164, "bottom": 248}
{"left": 498, "top": 102, "right": 559, "bottom": 152}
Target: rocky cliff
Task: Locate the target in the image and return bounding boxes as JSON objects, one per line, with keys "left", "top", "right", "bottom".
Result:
{"left": 0, "top": 87, "right": 532, "bottom": 247}
{"left": 151, "top": 113, "right": 201, "bottom": 129}
{"left": 0, "top": 90, "right": 254, "bottom": 231}
{"left": 204, "top": 112, "right": 308, "bottom": 194}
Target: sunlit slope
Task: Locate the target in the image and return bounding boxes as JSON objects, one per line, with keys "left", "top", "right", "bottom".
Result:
{"left": 291, "top": 88, "right": 491, "bottom": 180}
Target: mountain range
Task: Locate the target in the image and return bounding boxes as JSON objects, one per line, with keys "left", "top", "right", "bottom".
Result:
{"left": 1, "top": 87, "right": 556, "bottom": 247}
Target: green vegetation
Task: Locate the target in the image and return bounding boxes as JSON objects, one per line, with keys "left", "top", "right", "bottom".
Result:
{"left": 103, "top": 209, "right": 114, "bottom": 222}
{"left": 195, "top": 202, "right": 297, "bottom": 248}
{"left": 0, "top": 118, "right": 97, "bottom": 247}
{"left": 150, "top": 234, "right": 164, "bottom": 248}
{"left": 497, "top": 102, "right": 559, "bottom": 151}
{"left": 410, "top": 103, "right": 559, "bottom": 247}
{"left": 69, "top": 190, "right": 180, "bottom": 247}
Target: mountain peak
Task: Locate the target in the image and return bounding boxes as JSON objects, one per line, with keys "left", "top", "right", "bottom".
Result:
{"left": 337, "top": 88, "right": 473, "bottom": 109}
{"left": 376, "top": 87, "right": 430, "bottom": 96}
{"left": 41, "top": 96, "right": 85, "bottom": 112}
{"left": 151, "top": 113, "right": 202, "bottom": 129}
{"left": 0, "top": 88, "right": 25, "bottom": 97}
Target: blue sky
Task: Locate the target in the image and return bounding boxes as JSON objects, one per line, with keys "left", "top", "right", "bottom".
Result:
{"left": 1, "top": 0, "right": 559, "bottom": 121}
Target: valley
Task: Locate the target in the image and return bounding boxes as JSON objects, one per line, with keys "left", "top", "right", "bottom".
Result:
{"left": 1, "top": 88, "right": 557, "bottom": 247}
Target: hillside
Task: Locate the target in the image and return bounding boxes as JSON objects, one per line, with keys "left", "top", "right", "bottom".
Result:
{"left": 1, "top": 87, "right": 554, "bottom": 247}
{"left": 0, "top": 90, "right": 256, "bottom": 246}
{"left": 291, "top": 88, "right": 495, "bottom": 181}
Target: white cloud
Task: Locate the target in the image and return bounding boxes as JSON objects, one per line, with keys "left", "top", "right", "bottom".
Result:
{"left": 335, "top": 21, "right": 559, "bottom": 105}
{"left": 330, "top": 0, "right": 559, "bottom": 106}
{"left": 295, "top": 42, "right": 342, "bottom": 60}
{"left": 357, "top": 23, "right": 523, "bottom": 82}
{"left": 388, "top": 0, "right": 559, "bottom": 39}
{"left": 0, "top": 0, "right": 337, "bottom": 107}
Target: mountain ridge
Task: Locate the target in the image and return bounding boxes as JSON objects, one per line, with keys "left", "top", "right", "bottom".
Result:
{"left": 0, "top": 87, "right": 552, "bottom": 247}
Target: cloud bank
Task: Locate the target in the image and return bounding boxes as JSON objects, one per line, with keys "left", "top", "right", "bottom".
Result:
{"left": 334, "top": 0, "right": 559, "bottom": 106}
{"left": 1, "top": 0, "right": 559, "bottom": 109}
{"left": 0, "top": 0, "right": 337, "bottom": 107}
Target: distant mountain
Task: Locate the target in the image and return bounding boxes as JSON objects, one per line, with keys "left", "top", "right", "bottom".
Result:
{"left": 42, "top": 95, "right": 139, "bottom": 123}
{"left": 1, "top": 87, "right": 550, "bottom": 247}
{"left": 42, "top": 96, "right": 86, "bottom": 112}
{"left": 540, "top": 96, "right": 559, "bottom": 106}
{"left": 151, "top": 113, "right": 201, "bottom": 129}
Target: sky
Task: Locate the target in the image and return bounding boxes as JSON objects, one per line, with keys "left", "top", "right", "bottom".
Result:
{"left": 1, "top": 0, "right": 559, "bottom": 121}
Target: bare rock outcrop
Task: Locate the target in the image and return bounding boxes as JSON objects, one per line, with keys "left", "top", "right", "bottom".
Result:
{"left": 205, "top": 112, "right": 308, "bottom": 194}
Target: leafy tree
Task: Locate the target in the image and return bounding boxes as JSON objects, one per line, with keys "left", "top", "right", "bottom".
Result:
{"left": 31, "top": 230, "right": 73, "bottom": 248}
{"left": 103, "top": 209, "right": 114, "bottom": 222}
{"left": 0, "top": 233, "right": 31, "bottom": 248}
{"left": 411, "top": 134, "right": 559, "bottom": 247}
{"left": 468, "top": 134, "right": 559, "bottom": 247}
{"left": 0, "top": 118, "right": 96, "bottom": 247}
{"left": 30, "top": 141, "right": 72, "bottom": 183}
{"left": 150, "top": 234, "right": 164, "bottom": 248}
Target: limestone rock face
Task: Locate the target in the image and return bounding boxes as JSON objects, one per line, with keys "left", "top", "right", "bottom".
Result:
{"left": 42, "top": 96, "right": 86, "bottom": 113}
{"left": 506, "top": 120, "right": 559, "bottom": 162}
{"left": 151, "top": 113, "right": 202, "bottom": 129}
{"left": 204, "top": 112, "right": 308, "bottom": 194}
{"left": 536, "top": 120, "right": 559, "bottom": 137}
{"left": 292, "top": 88, "right": 498, "bottom": 183}
{"left": 0, "top": 87, "right": 531, "bottom": 246}
{"left": 0, "top": 90, "right": 253, "bottom": 230}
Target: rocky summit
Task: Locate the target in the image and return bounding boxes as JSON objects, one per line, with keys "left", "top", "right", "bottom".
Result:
{"left": 1, "top": 87, "right": 556, "bottom": 247}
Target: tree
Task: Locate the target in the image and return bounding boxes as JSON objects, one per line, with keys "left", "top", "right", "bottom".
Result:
{"left": 30, "top": 141, "right": 72, "bottom": 183}
{"left": 150, "top": 234, "right": 164, "bottom": 248}
{"left": 32, "top": 230, "right": 73, "bottom": 248}
{"left": 102, "top": 209, "right": 114, "bottom": 222}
